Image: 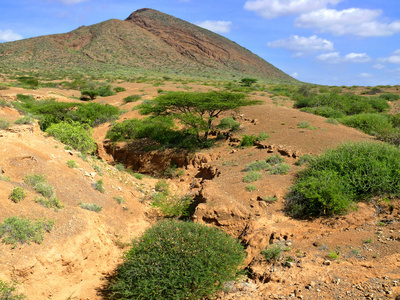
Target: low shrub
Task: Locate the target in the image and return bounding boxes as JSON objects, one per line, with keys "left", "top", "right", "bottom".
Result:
{"left": 34, "top": 196, "right": 64, "bottom": 210}
{"left": 33, "top": 182, "right": 54, "bottom": 198}
{"left": 265, "top": 154, "right": 290, "bottom": 175}
{"left": 240, "top": 134, "right": 258, "bottom": 147}
{"left": 0, "top": 216, "right": 54, "bottom": 249}
{"left": 243, "top": 171, "right": 262, "bottom": 183}
{"left": 339, "top": 113, "right": 393, "bottom": 136}
{"left": 151, "top": 193, "right": 193, "bottom": 218}
{"left": 244, "top": 160, "right": 269, "bottom": 171}
{"left": 286, "top": 142, "right": 400, "bottom": 218}
{"left": 217, "top": 117, "right": 240, "bottom": 131}
{"left": 14, "top": 116, "right": 34, "bottom": 125}
{"left": 67, "top": 160, "right": 78, "bottom": 168}
{"left": 24, "top": 174, "right": 46, "bottom": 187}
{"left": 114, "top": 86, "right": 126, "bottom": 93}
{"left": 261, "top": 244, "right": 282, "bottom": 262}
{"left": 94, "top": 179, "right": 105, "bottom": 193}
{"left": 0, "top": 118, "right": 11, "bottom": 130}
{"left": 110, "top": 220, "right": 246, "bottom": 299}
{"left": 46, "top": 121, "right": 97, "bottom": 153}
{"left": 123, "top": 95, "right": 142, "bottom": 103}
{"left": 295, "top": 154, "right": 314, "bottom": 166}
{"left": 154, "top": 179, "right": 169, "bottom": 193}
{"left": 245, "top": 184, "right": 257, "bottom": 192}
{"left": 113, "top": 196, "right": 125, "bottom": 205}
{"left": 9, "top": 187, "right": 26, "bottom": 203}
{"left": 0, "top": 280, "right": 26, "bottom": 299}
{"left": 79, "top": 202, "right": 102, "bottom": 213}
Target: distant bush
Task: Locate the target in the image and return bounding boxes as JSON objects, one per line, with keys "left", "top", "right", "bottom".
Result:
{"left": 286, "top": 142, "right": 400, "bottom": 218}
{"left": 24, "top": 174, "right": 46, "bottom": 187}
{"left": 261, "top": 244, "right": 283, "bottom": 262}
{"left": 123, "top": 95, "right": 142, "bottom": 103}
{"left": 0, "top": 118, "right": 11, "bottom": 130}
{"left": 0, "top": 216, "right": 54, "bottom": 249}
{"left": 243, "top": 171, "right": 262, "bottom": 183}
{"left": 240, "top": 134, "right": 258, "bottom": 147}
{"left": 113, "top": 196, "right": 125, "bottom": 205}
{"left": 0, "top": 98, "right": 11, "bottom": 108}
{"left": 217, "top": 117, "right": 240, "bottom": 131}
{"left": 245, "top": 184, "right": 257, "bottom": 192}
{"left": 110, "top": 220, "right": 246, "bottom": 299}
{"left": 338, "top": 113, "right": 392, "bottom": 136}
{"left": 14, "top": 115, "right": 34, "bottom": 125}
{"left": 244, "top": 160, "right": 269, "bottom": 171}
{"left": 9, "top": 187, "right": 26, "bottom": 203}
{"left": 295, "top": 154, "right": 314, "bottom": 166}
{"left": 94, "top": 179, "right": 105, "bottom": 193}
{"left": 0, "top": 279, "right": 26, "bottom": 299}
{"left": 114, "top": 86, "right": 126, "bottom": 93}
{"left": 300, "top": 106, "right": 345, "bottom": 119}
{"left": 377, "top": 93, "right": 400, "bottom": 101}
{"left": 79, "top": 202, "right": 102, "bottom": 213}
{"left": 17, "top": 76, "right": 39, "bottom": 89}
{"left": 67, "top": 160, "right": 78, "bottom": 168}
{"left": 46, "top": 121, "right": 97, "bottom": 153}
{"left": 35, "top": 196, "right": 64, "bottom": 211}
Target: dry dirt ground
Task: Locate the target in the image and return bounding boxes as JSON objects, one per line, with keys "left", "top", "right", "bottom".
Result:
{"left": 0, "top": 82, "right": 399, "bottom": 300}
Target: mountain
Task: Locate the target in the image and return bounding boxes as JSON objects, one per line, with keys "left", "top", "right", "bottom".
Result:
{"left": 0, "top": 8, "right": 295, "bottom": 82}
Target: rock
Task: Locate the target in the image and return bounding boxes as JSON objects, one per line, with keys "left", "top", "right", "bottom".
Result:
{"left": 323, "top": 260, "right": 331, "bottom": 266}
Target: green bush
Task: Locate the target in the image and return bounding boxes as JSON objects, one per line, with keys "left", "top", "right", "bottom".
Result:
{"left": 245, "top": 184, "right": 257, "bottom": 192}
{"left": 46, "top": 121, "right": 97, "bottom": 153}
{"left": 0, "top": 280, "right": 26, "bottom": 300}
{"left": 243, "top": 171, "right": 262, "bottom": 182}
{"left": 14, "top": 116, "right": 34, "bottom": 125}
{"left": 339, "top": 113, "right": 393, "bottom": 136}
{"left": 94, "top": 179, "right": 105, "bottom": 193}
{"left": 33, "top": 182, "right": 54, "bottom": 198}
{"left": 300, "top": 106, "right": 345, "bottom": 119}
{"left": 151, "top": 192, "right": 193, "bottom": 218}
{"left": 217, "top": 117, "right": 240, "bottom": 131}
{"left": 67, "top": 160, "right": 78, "bottom": 168}
{"left": 240, "top": 134, "right": 258, "bottom": 147}
{"left": 261, "top": 244, "right": 282, "bottom": 262}
{"left": 295, "top": 154, "right": 314, "bottom": 166}
{"left": 35, "top": 196, "right": 64, "bottom": 210}
{"left": 113, "top": 196, "right": 125, "bottom": 205}
{"left": 114, "top": 86, "right": 126, "bottom": 93}
{"left": 286, "top": 142, "right": 400, "bottom": 218}
{"left": 0, "top": 118, "right": 11, "bottom": 130}
{"left": 154, "top": 179, "right": 169, "bottom": 193}
{"left": 79, "top": 202, "right": 102, "bottom": 213}
{"left": 110, "top": 220, "right": 246, "bottom": 299}
{"left": 9, "top": 187, "right": 26, "bottom": 203}
{"left": 123, "top": 95, "right": 142, "bottom": 103}
{"left": 0, "top": 216, "right": 54, "bottom": 249}
{"left": 24, "top": 174, "right": 46, "bottom": 187}
{"left": 244, "top": 160, "right": 269, "bottom": 171}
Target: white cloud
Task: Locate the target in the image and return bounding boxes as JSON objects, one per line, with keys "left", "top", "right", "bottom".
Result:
{"left": 244, "top": 0, "right": 341, "bottom": 19}
{"left": 0, "top": 29, "right": 23, "bottom": 42}
{"left": 378, "top": 49, "right": 400, "bottom": 64}
{"left": 344, "top": 53, "right": 371, "bottom": 63}
{"left": 196, "top": 21, "right": 232, "bottom": 34}
{"left": 373, "top": 64, "right": 385, "bottom": 69}
{"left": 359, "top": 73, "right": 372, "bottom": 78}
{"left": 316, "top": 52, "right": 371, "bottom": 64}
{"left": 291, "top": 72, "right": 299, "bottom": 78}
{"left": 295, "top": 8, "right": 400, "bottom": 37}
{"left": 316, "top": 52, "right": 341, "bottom": 64}
{"left": 268, "top": 35, "right": 333, "bottom": 56}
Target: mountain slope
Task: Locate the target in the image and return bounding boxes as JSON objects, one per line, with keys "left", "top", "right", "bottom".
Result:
{"left": 0, "top": 8, "right": 295, "bottom": 82}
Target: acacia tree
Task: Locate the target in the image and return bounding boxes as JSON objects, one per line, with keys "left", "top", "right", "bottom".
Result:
{"left": 140, "top": 91, "right": 261, "bottom": 141}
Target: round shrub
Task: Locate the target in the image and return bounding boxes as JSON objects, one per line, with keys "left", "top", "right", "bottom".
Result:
{"left": 217, "top": 117, "right": 240, "bottom": 131}
{"left": 286, "top": 142, "right": 400, "bottom": 218}
{"left": 110, "top": 220, "right": 246, "bottom": 300}
{"left": 46, "top": 121, "right": 96, "bottom": 153}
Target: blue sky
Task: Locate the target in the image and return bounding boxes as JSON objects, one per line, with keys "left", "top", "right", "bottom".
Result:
{"left": 1, "top": 0, "right": 400, "bottom": 86}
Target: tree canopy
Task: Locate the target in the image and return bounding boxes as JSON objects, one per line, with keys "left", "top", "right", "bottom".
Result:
{"left": 140, "top": 91, "right": 261, "bottom": 141}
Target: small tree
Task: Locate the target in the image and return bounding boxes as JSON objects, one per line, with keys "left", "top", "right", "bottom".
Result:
{"left": 140, "top": 91, "right": 261, "bottom": 141}
{"left": 240, "top": 78, "right": 258, "bottom": 87}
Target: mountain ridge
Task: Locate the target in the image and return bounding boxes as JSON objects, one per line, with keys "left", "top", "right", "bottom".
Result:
{"left": 0, "top": 8, "right": 295, "bottom": 82}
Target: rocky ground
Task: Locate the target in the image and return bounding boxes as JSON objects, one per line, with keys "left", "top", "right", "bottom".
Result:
{"left": 0, "top": 81, "right": 399, "bottom": 299}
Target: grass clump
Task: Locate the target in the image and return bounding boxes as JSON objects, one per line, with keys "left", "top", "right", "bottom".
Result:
{"left": 79, "top": 202, "right": 102, "bottom": 213}
{"left": 266, "top": 154, "right": 290, "bottom": 175}
{"left": 9, "top": 187, "right": 26, "bottom": 203}
{"left": 261, "top": 244, "right": 282, "bottom": 262}
{"left": 245, "top": 184, "right": 257, "bottom": 192}
{"left": 67, "top": 160, "right": 78, "bottom": 168}
{"left": 0, "top": 118, "right": 11, "bottom": 130}
{"left": 34, "top": 196, "right": 64, "bottom": 210}
{"left": 0, "top": 216, "right": 54, "bottom": 249}
{"left": 243, "top": 171, "right": 262, "bottom": 183}
{"left": 113, "top": 196, "right": 125, "bottom": 205}
{"left": 0, "top": 280, "right": 26, "bottom": 299}
{"left": 286, "top": 141, "right": 400, "bottom": 218}
{"left": 244, "top": 160, "right": 269, "bottom": 171}
{"left": 24, "top": 174, "right": 46, "bottom": 186}
{"left": 14, "top": 115, "right": 34, "bottom": 125}
{"left": 94, "top": 179, "right": 105, "bottom": 193}
{"left": 109, "top": 220, "right": 246, "bottom": 300}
